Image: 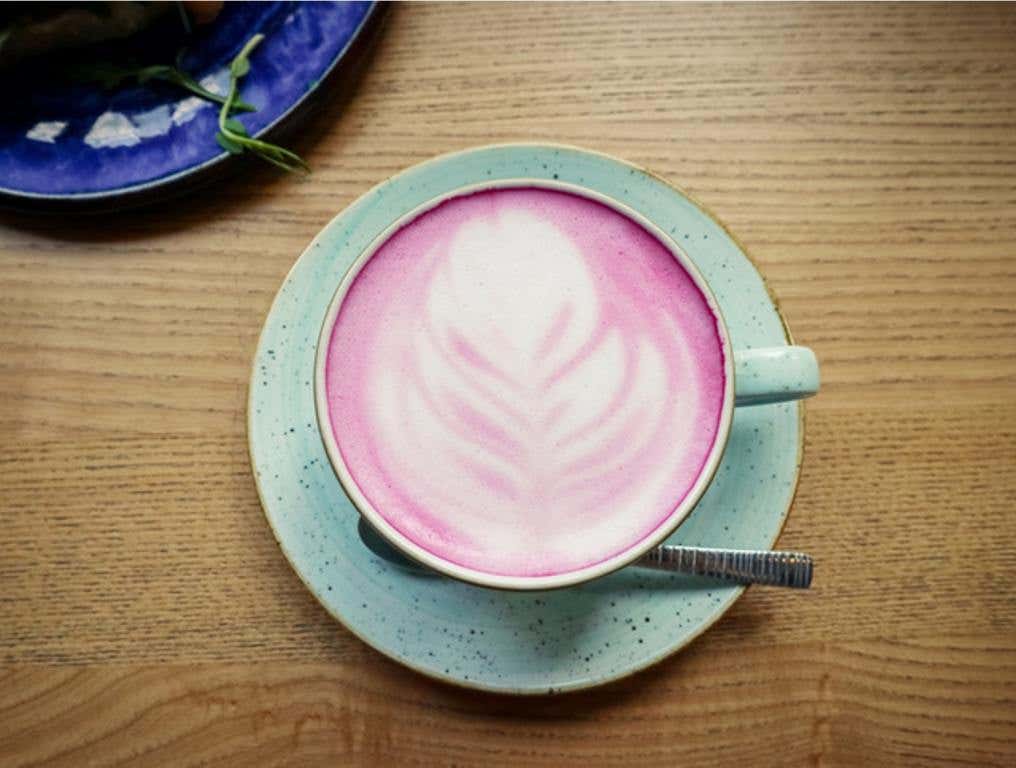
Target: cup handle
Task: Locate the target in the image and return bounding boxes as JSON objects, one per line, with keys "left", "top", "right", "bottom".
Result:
{"left": 733, "top": 346, "right": 820, "bottom": 407}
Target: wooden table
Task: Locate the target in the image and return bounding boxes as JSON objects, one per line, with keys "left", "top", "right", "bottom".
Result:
{"left": 2, "top": 3, "right": 1014, "bottom": 765}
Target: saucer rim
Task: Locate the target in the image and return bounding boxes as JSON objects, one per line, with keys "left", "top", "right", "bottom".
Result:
{"left": 247, "top": 142, "right": 805, "bottom": 694}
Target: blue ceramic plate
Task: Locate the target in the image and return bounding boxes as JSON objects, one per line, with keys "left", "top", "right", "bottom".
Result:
{"left": 248, "top": 144, "right": 805, "bottom": 694}
{"left": 0, "top": 1, "right": 378, "bottom": 208}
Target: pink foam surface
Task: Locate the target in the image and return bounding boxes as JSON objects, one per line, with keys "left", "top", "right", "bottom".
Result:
{"left": 325, "top": 188, "right": 726, "bottom": 577}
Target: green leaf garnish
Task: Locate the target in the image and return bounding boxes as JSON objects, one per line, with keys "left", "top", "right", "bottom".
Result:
{"left": 215, "top": 34, "right": 310, "bottom": 174}
{"left": 216, "top": 132, "right": 244, "bottom": 155}
{"left": 230, "top": 57, "right": 250, "bottom": 78}
{"left": 70, "top": 60, "right": 256, "bottom": 113}
{"left": 224, "top": 117, "right": 248, "bottom": 136}
{"left": 62, "top": 32, "right": 307, "bottom": 175}
{"left": 135, "top": 65, "right": 171, "bottom": 85}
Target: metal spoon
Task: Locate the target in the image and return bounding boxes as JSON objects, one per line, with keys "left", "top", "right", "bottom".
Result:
{"left": 357, "top": 518, "right": 813, "bottom": 588}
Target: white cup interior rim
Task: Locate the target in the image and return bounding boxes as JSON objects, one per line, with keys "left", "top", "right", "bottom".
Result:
{"left": 313, "top": 177, "right": 736, "bottom": 590}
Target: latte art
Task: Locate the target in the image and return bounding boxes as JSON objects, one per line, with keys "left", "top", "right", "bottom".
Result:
{"left": 324, "top": 188, "right": 726, "bottom": 577}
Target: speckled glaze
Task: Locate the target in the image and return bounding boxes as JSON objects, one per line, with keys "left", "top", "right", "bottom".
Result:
{"left": 0, "top": 2, "right": 375, "bottom": 203}
{"left": 248, "top": 144, "right": 805, "bottom": 694}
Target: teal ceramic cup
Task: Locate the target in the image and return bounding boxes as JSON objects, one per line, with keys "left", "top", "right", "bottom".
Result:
{"left": 314, "top": 177, "right": 819, "bottom": 591}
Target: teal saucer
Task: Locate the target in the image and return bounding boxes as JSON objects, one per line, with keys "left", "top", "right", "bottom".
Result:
{"left": 248, "top": 144, "right": 804, "bottom": 694}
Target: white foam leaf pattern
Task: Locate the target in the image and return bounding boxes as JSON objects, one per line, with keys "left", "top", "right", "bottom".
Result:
{"left": 364, "top": 208, "right": 701, "bottom": 573}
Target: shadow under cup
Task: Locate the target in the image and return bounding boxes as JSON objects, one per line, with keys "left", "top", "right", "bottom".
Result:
{"left": 313, "top": 179, "right": 819, "bottom": 591}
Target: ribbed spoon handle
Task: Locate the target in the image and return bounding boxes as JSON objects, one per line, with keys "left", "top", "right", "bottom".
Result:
{"left": 636, "top": 546, "right": 813, "bottom": 588}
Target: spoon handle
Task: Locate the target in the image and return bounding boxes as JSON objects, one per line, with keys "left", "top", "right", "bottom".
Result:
{"left": 636, "top": 546, "right": 813, "bottom": 588}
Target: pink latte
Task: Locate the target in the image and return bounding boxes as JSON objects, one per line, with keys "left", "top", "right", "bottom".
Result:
{"left": 323, "top": 187, "right": 726, "bottom": 578}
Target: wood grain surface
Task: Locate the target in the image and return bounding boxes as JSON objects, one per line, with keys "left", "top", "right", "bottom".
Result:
{"left": 2, "top": 2, "right": 1015, "bottom": 765}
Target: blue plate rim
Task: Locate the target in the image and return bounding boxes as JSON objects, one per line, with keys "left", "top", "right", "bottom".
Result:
{"left": 0, "top": 1, "right": 380, "bottom": 202}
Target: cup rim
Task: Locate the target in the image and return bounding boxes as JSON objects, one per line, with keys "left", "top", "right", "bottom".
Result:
{"left": 313, "top": 178, "right": 736, "bottom": 590}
